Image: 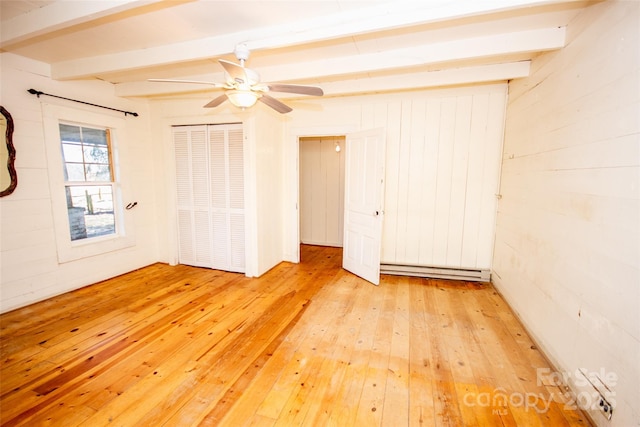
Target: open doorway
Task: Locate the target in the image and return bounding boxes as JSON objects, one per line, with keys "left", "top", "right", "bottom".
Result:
{"left": 299, "top": 136, "right": 346, "bottom": 261}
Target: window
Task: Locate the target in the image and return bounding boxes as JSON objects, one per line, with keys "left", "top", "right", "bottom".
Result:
{"left": 43, "top": 103, "right": 135, "bottom": 263}
{"left": 59, "top": 123, "right": 116, "bottom": 241}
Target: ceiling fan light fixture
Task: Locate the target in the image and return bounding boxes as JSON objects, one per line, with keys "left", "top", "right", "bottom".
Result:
{"left": 226, "top": 90, "right": 259, "bottom": 109}
{"left": 149, "top": 45, "right": 322, "bottom": 114}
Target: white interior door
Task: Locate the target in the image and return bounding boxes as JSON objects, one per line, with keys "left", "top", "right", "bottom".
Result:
{"left": 342, "top": 128, "right": 386, "bottom": 285}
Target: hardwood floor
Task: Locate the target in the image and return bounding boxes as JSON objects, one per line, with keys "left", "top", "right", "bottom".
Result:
{"left": 0, "top": 245, "right": 591, "bottom": 426}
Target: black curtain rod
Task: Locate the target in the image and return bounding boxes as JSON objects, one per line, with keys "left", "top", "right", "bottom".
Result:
{"left": 27, "top": 88, "right": 139, "bottom": 117}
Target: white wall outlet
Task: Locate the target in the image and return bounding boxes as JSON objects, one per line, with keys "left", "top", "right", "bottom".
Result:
{"left": 598, "top": 396, "right": 613, "bottom": 420}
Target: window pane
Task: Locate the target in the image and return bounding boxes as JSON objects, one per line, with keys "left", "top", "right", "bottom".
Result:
{"left": 66, "top": 185, "right": 115, "bottom": 241}
{"left": 59, "top": 124, "right": 81, "bottom": 142}
{"left": 65, "top": 163, "right": 85, "bottom": 181}
{"left": 82, "top": 127, "right": 107, "bottom": 145}
{"left": 62, "top": 143, "right": 83, "bottom": 162}
{"left": 83, "top": 145, "right": 109, "bottom": 164}
{"left": 85, "top": 164, "right": 111, "bottom": 181}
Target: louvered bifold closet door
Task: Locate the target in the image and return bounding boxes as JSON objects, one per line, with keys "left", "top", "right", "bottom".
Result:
{"left": 174, "top": 126, "right": 213, "bottom": 268}
{"left": 174, "top": 124, "right": 245, "bottom": 273}
{"left": 208, "top": 125, "right": 245, "bottom": 272}
{"left": 209, "top": 128, "right": 229, "bottom": 270}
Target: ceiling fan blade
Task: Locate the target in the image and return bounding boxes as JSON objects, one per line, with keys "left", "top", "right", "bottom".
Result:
{"left": 148, "top": 78, "right": 225, "bottom": 87}
{"left": 267, "top": 84, "right": 323, "bottom": 96}
{"left": 203, "top": 94, "right": 228, "bottom": 108}
{"left": 219, "top": 59, "right": 248, "bottom": 84}
{"left": 259, "top": 94, "right": 293, "bottom": 114}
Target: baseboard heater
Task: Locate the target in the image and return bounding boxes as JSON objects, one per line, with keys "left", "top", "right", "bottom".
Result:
{"left": 380, "top": 263, "right": 490, "bottom": 282}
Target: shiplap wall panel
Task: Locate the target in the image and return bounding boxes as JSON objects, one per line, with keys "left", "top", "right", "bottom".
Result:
{"left": 405, "top": 100, "right": 426, "bottom": 261}
{"left": 380, "top": 91, "right": 505, "bottom": 270}
{"left": 492, "top": 1, "right": 639, "bottom": 425}
{"left": 416, "top": 98, "right": 441, "bottom": 265}
{"left": 323, "top": 138, "right": 343, "bottom": 245}
{"left": 476, "top": 91, "right": 507, "bottom": 268}
{"left": 395, "top": 100, "right": 412, "bottom": 262}
{"left": 380, "top": 101, "right": 401, "bottom": 261}
{"left": 447, "top": 95, "right": 472, "bottom": 266}
{"left": 285, "top": 85, "right": 506, "bottom": 271}
{"left": 252, "top": 109, "right": 285, "bottom": 275}
{"left": 299, "top": 142, "right": 314, "bottom": 244}
{"left": 312, "top": 141, "right": 327, "bottom": 243}
{"left": 1, "top": 53, "right": 157, "bottom": 312}
{"left": 431, "top": 98, "right": 456, "bottom": 267}
{"left": 461, "top": 94, "right": 488, "bottom": 267}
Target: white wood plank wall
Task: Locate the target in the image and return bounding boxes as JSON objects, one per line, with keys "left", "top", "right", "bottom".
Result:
{"left": 249, "top": 109, "right": 285, "bottom": 276}
{"left": 379, "top": 89, "right": 506, "bottom": 270}
{"left": 492, "top": 1, "right": 639, "bottom": 425}
{"left": 284, "top": 84, "right": 508, "bottom": 270}
{"left": 299, "top": 136, "right": 345, "bottom": 247}
{"left": 0, "top": 53, "right": 156, "bottom": 313}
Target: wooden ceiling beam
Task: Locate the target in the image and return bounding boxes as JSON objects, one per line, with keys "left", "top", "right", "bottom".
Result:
{"left": 113, "top": 26, "right": 562, "bottom": 98}
{"left": 0, "top": 0, "right": 166, "bottom": 49}
{"left": 51, "top": 0, "right": 568, "bottom": 80}
{"left": 253, "top": 28, "right": 564, "bottom": 83}
{"left": 115, "top": 61, "right": 531, "bottom": 98}
{"left": 316, "top": 62, "right": 532, "bottom": 96}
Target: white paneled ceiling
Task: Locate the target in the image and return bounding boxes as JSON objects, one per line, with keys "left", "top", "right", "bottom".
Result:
{"left": 0, "top": 0, "right": 597, "bottom": 100}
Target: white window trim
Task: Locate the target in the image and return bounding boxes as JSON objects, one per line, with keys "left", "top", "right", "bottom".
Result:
{"left": 42, "top": 103, "right": 135, "bottom": 263}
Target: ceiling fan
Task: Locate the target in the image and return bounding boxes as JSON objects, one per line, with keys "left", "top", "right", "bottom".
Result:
{"left": 148, "top": 44, "right": 323, "bottom": 114}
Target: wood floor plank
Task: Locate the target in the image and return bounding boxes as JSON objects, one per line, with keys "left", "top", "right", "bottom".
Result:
{"left": 408, "top": 278, "right": 436, "bottom": 427}
{"left": 254, "top": 315, "right": 330, "bottom": 420}
{"left": 275, "top": 272, "right": 364, "bottom": 426}
{"left": 423, "top": 283, "right": 467, "bottom": 427}
{"left": 325, "top": 273, "right": 386, "bottom": 427}
{"left": 207, "top": 306, "right": 313, "bottom": 426}
{"left": 0, "top": 246, "right": 593, "bottom": 427}
{"left": 197, "top": 273, "right": 322, "bottom": 426}
{"left": 305, "top": 275, "right": 373, "bottom": 426}
{"left": 381, "top": 275, "right": 410, "bottom": 426}
{"left": 353, "top": 275, "right": 396, "bottom": 426}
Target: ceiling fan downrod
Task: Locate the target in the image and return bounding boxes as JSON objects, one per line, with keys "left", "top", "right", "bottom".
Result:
{"left": 234, "top": 43, "right": 250, "bottom": 67}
